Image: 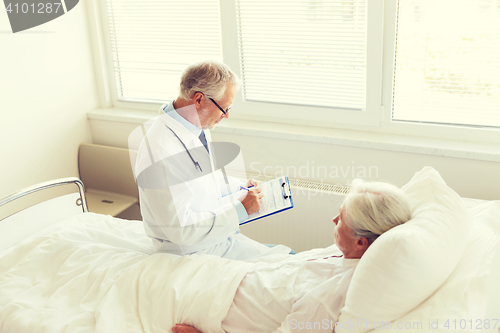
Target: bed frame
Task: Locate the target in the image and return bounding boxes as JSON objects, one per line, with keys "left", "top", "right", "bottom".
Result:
{"left": 0, "top": 177, "right": 88, "bottom": 220}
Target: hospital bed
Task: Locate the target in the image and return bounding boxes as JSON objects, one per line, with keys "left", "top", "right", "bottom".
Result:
{"left": 0, "top": 167, "right": 499, "bottom": 332}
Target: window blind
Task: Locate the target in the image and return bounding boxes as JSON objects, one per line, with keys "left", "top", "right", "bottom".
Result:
{"left": 235, "top": 0, "right": 367, "bottom": 110}
{"left": 393, "top": 0, "right": 500, "bottom": 128}
{"left": 105, "top": 0, "right": 223, "bottom": 102}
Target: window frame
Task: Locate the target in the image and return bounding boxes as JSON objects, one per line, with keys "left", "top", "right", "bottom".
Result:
{"left": 220, "top": 0, "right": 385, "bottom": 128}
{"left": 379, "top": 0, "right": 500, "bottom": 144}
{"left": 92, "top": 0, "right": 500, "bottom": 145}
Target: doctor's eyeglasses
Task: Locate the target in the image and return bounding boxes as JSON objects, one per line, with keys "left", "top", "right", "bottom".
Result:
{"left": 197, "top": 92, "right": 230, "bottom": 115}
{"left": 209, "top": 97, "right": 230, "bottom": 115}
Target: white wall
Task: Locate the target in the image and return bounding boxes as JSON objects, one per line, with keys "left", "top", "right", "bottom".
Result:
{"left": 0, "top": 5, "right": 97, "bottom": 215}
{"left": 213, "top": 131, "right": 500, "bottom": 201}
{"left": 88, "top": 118, "right": 500, "bottom": 201}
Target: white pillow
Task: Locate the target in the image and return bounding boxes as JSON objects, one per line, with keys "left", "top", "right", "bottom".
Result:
{"left": 336, "top": 167, "right": 469, "bottom": 333}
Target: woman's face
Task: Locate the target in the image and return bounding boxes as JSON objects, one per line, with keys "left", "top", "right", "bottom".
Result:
{"left": 333, "top": 205, "right": 363, "bottom": 258}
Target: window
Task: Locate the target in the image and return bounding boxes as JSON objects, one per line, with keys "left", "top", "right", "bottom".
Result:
{"left": 393, "top": 0, "right": 500, "bottom": 128}
{"left": 235, "top": 0, "right": 367, "bottom": 110}
{"left": 98, "top": 0, "right": 499, "bottom": 140}
{"left": 104, "top": 0, "right": 223, "bottom": 103}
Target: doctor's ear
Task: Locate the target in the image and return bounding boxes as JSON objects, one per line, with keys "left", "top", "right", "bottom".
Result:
{"left": 193, "top": 92, "right": 204, "bottom": 106}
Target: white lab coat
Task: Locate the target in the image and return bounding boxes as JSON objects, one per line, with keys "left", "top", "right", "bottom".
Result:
{"left": 134, "top": 110, "right": 290, "bottom": 259}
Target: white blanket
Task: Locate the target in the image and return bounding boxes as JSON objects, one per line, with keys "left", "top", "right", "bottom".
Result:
{"left": 0, "top": 213, "right": 253, "bottom": 333}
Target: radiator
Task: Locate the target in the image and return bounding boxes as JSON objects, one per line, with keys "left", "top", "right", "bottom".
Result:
{"left": 239, "top": 174, "right": 349, "bottom": 252}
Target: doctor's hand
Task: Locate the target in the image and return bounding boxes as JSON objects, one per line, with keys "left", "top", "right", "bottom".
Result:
{"left": 240, "top": 187, "right": 263, "bottom": 215}
{"left": 246, "top": 178, "right": 258, "bottom": 188}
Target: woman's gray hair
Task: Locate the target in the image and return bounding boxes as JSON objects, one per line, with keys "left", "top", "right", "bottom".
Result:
{"left": 179, "top": 61, "right": 240, "bottom": 100}
{"left": 342, "top": 179, "right": 411, "bottom": 245}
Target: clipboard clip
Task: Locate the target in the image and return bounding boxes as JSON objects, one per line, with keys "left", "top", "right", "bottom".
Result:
{"left": 281, "top": 182, "right": 291, "bottom": 199}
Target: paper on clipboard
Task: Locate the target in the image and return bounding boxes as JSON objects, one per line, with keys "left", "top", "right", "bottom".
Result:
{"left": 240, "top": 176, "right": 294, "bottom": 225}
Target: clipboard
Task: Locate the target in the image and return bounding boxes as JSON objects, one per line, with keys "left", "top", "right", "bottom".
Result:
{"left": 240, "top": 176, "right": 294, "bottom": 225}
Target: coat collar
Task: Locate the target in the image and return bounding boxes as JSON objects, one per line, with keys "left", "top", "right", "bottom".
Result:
{"left": 159, "top": 112, "right": 199, "bottom": 147}
{"left": 161, "top": 101, "right": 202, "bottom": 138}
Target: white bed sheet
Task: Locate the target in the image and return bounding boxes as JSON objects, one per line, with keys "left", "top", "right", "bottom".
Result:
{"left": 0, "top": 213, "right": 253, "bottom": 333}
{"left": 0, "top": 198, "right": 498, "bottom": 333}
{"left": 0, "top": 193, "right": 83, "bottom": 253}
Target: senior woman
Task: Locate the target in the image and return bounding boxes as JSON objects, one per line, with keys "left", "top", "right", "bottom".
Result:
{"left": 172, "top": 180, "right": 412, "bottom": 333}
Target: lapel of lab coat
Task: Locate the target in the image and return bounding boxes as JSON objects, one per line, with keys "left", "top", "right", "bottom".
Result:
{"left": 160, "top": 114, "right": 222, "bottom": 199}
{"left": 204, "top": 130, "right": 217, "bottom": 172}
{"left": 202, "top": 129, "right": 224, "bottom": 198}
{"left": 205, "top": 130, "right": 234, "bottom": 198}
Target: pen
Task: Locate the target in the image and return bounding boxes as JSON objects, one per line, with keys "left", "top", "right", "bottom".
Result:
{"left": 239, "top": 185, "right": 254, "bottom": 191}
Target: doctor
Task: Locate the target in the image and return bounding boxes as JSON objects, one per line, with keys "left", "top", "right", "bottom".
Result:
{"left": 134, "top": 61, "right": 291, "bottom": 260}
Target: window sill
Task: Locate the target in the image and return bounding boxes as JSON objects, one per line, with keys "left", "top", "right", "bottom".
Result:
{"left": 87, "top": 108, "right": 500, "bottom": 163}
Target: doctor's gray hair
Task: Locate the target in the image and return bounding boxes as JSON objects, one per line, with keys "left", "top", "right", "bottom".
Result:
{"left": 342, "top": 179, "right": 411, "bottom": 245}
{"left": 179, "top": 61, "right": 240, "bottom": 101}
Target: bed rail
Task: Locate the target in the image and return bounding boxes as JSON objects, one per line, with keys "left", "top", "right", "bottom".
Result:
{"left": 0, "top": 177, "right": 88, "bottom": 213}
